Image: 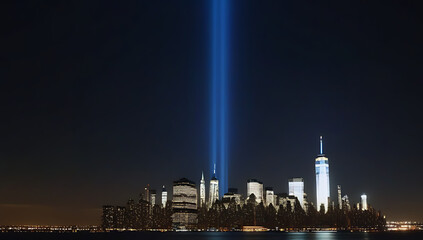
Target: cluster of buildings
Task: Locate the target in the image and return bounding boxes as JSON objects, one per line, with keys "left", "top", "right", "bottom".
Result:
{"left": 103, "top": 136, "right": 371, "bottom": 229}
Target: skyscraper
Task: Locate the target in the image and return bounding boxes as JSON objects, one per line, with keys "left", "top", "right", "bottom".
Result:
{"left": 289, "top": 178, "right": 305, "bottom": 208}
{"left": 115, "top": 206, "right": 126, "bottom": 229}
{"left": 150, "top": 189, "right": 156, "bottom": 206}
{"left": 361, "top": 194, "right": 368, "bottom": 210}
{"left": 315, "top": 136, "right": 330, "bottom": 212}
{"left": 337, "top": 185, "right": 342, "bottom": 210}
{"left": 200, "top": 172, "right": 206, "bottom": 207}
{"left": 172, "top": 178, "right": 197, "bottom": 229}
{"left": 303, "top": 193, "right": 309, "bottom": 212}
{"left": 161, "top": 185, "right": 167, "bottom": 207}
{"left": 247, "top": 179, "right": 263, "bottom": 203}
{"left": 144, "top": 184, "right": 150, "bottom": 203}
{"left": 222, "top": 188, "right": 242, "bottom": 206}
{"left": 265, "top": 187, "right": 275, "bottom": 206}
{"left": 102, "top": 205, "right": 115, "bottom": 229}
{"left": 209, "top": 165, "right": 219, "bottom": 207}
{"left": 342, "top": 195, "right": 351, "bottom": 211}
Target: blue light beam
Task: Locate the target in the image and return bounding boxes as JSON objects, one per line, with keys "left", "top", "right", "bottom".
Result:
{"left": 210, "top": 0, "right": 229, "bottom": 197}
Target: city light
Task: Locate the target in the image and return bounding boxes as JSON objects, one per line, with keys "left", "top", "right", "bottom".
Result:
{"left": 210, "top": 0, "right": 229, "bottom": 197}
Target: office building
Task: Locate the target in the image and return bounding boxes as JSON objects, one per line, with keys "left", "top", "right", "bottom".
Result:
{"left": 102, "top": 205, "right": 115, "bottom": 229}
{"left": 342, "top": 195, "right": 351, "bottom": 211}
{"left": 115, "top": 206, "right": 126, "bottom": 229}
{"left": 222, "top": 188, "right": 242, "bottom": 206}
{"left": 144, "top": 184, "right": 150, "bottom": 203}
{"left": 200, "top": 172, "right": 206, "bottom": 207}
{"left": 150, "top": 190, "right": 156, "bottom": 206}
{"left": 337, "top": 185, "right": 342, "bottom": 210}
{"left": 101, "top": 205, "right": 125, "bottom": 229}
{"left": 172, "top": 178, "right": 197, "bottom": 229}
{"left": 276, "top": 193, "right": 296, "bottom": 211}
{"left": 209, "top": 165, "right": 219, "bottom": 207}
{"left": 361, "top": 194, "right": 368, "bottom": 210}
{"left": 315, "top": 136, "right": 330, "bottom": 212}
{"left": 289, "top": 178, "right": 305, "bottom": 208}
{"left": 247, "top": 179, "right": 263, "bottom": 203}
{"left": 161, "top": 185, "right": 167, "bottom": 207}
{"left": 303, "top": 193, "right": 309, "bottom": 212}
{"left": 265, "top": 187, "right": 275, "bottom": 206}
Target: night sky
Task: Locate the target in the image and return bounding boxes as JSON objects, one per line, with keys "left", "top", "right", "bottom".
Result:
{"left": 1, "top": 1, "right": 423, "bottom": 225}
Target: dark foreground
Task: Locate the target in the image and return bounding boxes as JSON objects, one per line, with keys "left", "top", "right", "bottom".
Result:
{"left": 0, "top": 232, "right": 422, "bottom": 240}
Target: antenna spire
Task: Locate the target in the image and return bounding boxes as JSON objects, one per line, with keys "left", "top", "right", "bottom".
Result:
{"left": 320, "top": 136, "right": 323, "bottom": 154}
{"left": 213, "top": 164, "right": 216, "bottom": 175}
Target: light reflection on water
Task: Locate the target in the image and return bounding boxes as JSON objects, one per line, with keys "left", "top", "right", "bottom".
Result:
{"left": 1, "top": 232, "right": 422, "bottom": 240}
{"left": 203, "top": 232, "right": 338, "bottom": 240}
{"left": 201, "top": 232, "right": 377, "bottom": 240}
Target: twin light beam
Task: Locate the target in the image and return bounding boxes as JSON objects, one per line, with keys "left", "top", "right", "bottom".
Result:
{"left": 210, "top": 0, "right": 229, "bottom": 196}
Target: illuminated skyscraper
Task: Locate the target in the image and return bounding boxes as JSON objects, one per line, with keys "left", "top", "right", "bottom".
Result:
{"left": 172, "top": 178, "right": 197, "bottom": 228}
{"left": 150, "top": 189, "right": 156, "bottom": 206}
{"left": 361, "top": 194, "right": 368, "bottom": 210}
{"left": 161, "top": 185, "right": 167, "bottom": 206}
{"left": 209, "top": 165, "right": 219, "bottom": 207}
{"left": 247, "top": 179, "right": 263, "bottom": 203}
{"left": 289, "top": 178, "right": 305, "bottom": 208}
{"left": 342, "top": 195, "right": 351, "bottom": 211}
{"left": 222, "top": 188, "right": 242, "bottom": 206}
{"left": 200, "top": 172, "right": 206, "bottom": 207}
{"left": 337, "top": 185, "right": 342, "bottom": 210}
{"left": 315, "top": 136, "right": 330, "bottom": 212}
{"left": 265, "top": 187, "right": 275, "bottom": 206}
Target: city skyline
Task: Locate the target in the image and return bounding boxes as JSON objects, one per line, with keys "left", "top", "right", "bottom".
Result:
{"left": 100, "top": 136, "right": 380, "bottom": 230}
{"left": 1, "top": 0, "right": 423, "bottom": 226}
{"left": 114, "top": 136, "right": 363, "bottom": 211}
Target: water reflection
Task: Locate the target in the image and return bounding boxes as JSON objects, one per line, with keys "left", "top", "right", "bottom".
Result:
{"left": 3, "top": 232, "right": 421, "bottom": 240}
{"left": 203, "top": 232, "right": 337, "bottom": 240}
{"left": 202, "top": 232, "right": 352, "bottom": 240}
{"left": 312, "top": 232, "right": 336, "bottom": 240}
{"left": 162, "top": 232, "right": 422, "bottom": 240}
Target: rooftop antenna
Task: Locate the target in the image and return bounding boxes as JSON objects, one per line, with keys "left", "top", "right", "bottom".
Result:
{"left": 320, "top": 136, "right": 323, "bottom": 154}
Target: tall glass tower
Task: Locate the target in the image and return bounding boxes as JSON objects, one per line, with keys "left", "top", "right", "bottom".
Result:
{"left": 208, "top": 165, "right": 219, "bottom": 208}
{"left": 161, "top": 185, "right": 167, "bottom": 207}
{"left": 289, "top": 178, "right": 305, "bottom": 209}
{"left": 200, "top": 172, "right": 206, "bottom": 207}
{"left": 315, "top": 136, "right": 330, "bottom": 212}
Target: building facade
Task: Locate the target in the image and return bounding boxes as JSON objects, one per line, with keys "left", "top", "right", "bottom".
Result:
{"left": 361, "top": 194, "right": 368, "bottom": 210}
{"left": 342, "top": 194, "right": 351, "bottom": 211}
{"left": 161, "top": 185, "right": 167, "bottom": 207}
{"left": 172, "top": 178, "right": 197, "bottom": 229}
{"left": 315, "top": 136, "right": 330, "bottom": 212}
{"left": 289, "top": 178, "right": 305, "bottom": 208}
{"left": 144, "top": 184, "right": 150, "bottom": 203}
{"left": 150, "top": 190, "right": 156, "bottom": 207}
{"left": 102, "top": 205, "right": 115, "bottom": 229}
{"left": 275, "top": 193, "right": 296, "bottom": 211}
{"left": 101, "top": 205, "right": 125, "bottom": 230}
{"left": 265, "top": 187, "right": 275, "bottom": 206}
{"left": 209, "top": 168, "right": 219, "bottom": 207}
{"left": 247, "top": 179, "right": 263, "bottom": 203}
{"left": 222, "top": 188, "right": 242, "bottom": 207}
{"left": 200, "top": 172, "right": 206, "bottom": 207}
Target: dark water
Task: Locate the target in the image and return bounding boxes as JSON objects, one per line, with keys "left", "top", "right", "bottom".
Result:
{"left": 0, "top": 232, "right": 422, "bottom": 240}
